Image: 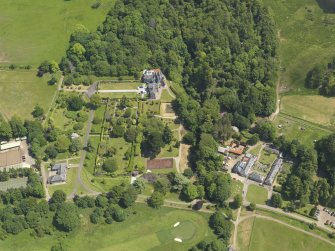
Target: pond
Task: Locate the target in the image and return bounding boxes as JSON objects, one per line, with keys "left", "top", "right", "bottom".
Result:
{"left": 316, "top": 0, "right": 335, "bottom": 13}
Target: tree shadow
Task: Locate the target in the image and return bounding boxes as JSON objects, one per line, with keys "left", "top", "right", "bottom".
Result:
{"left": 316, "top": 0, "right": 335, "bottom": 13}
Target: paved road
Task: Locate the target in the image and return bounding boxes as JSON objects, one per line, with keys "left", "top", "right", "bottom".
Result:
{"left": 237, "top": 214, "right": 335, "bottom": 247}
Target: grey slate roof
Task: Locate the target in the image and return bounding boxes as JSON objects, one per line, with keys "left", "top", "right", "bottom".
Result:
{"left": 48, "top": 163, "right": 67, "bottom": 184}
{"left": 264, "top": 158, "right": 282, "bottom": 185}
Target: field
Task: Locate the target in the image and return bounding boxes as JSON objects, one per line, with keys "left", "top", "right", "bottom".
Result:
{"left": 237, "top": 217, "right": 333, "bottom": 251}
{"left": 263, "top": 0, "right": 335, "bottom": 144}
{"left": 273, "top": 113, "right": 332, "bottom": 146}
{"left": 0, "top": 0, "right": 113, "bottom": 66}
{"left": 246, "top": 184, "right": 268, "bottom": 205}
{"left": 0, "top": 204, "right": 214, "bottom": 251}
{"left": 263, "top": 0, "right": 335, "bottom": 93}
{"left": 281, "top": 95, "right": 335, "bottom": 127}
{"left": 0, "top": 70, "right": 56, "bottom": 119}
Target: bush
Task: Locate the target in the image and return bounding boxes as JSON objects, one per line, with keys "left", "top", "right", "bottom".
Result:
{"left": 102, "top": 158, "right": 118, "bottom": 173}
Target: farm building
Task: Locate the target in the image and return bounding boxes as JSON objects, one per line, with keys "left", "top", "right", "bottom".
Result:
{"left": 142, "top": 69, "right": 165, "bottom": 99}
{"left": 0, "top": 140, "right": 30, "bottom": 169}
{"left": 228, "top": 141, "right": 246, "bottom": 155}
{"left": 48, "top": 163, "right": 67, "bottom": 184}
{"left": 232, "top": 153, "right": 257, "bottom": 177}
{"left": 264, "top": 157, "right": 283, "bottom": 186}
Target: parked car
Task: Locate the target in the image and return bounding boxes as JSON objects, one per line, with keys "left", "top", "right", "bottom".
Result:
{"left": 325, "top": 220, "right": 330, "bottom": 225}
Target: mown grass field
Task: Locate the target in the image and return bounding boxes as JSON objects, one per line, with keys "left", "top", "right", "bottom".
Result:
{"left": 0, "top": 70, "right": 56, "bottom": 119}
{"left": 237, "top": 217, "right": 333, "bottom": 251}
{"left": 281, "top": 95, "right": 335, "bottom": 127}
{"left": 246, "top": 184, "right": 268, "bottom": 205}
{"left": 0, "top": 0, "right": 113, "bottom": 66}
{"left": 263, "top": 0, "right": 335, "bottom": 144}
{"left": 273, "top": 113, "right": 332, "bottom": 146}
{"left": 0, "top": 204, "right": 213, "bottom": 251}
{"left": 263, "top": 0, "right": 335, "bottom": 93}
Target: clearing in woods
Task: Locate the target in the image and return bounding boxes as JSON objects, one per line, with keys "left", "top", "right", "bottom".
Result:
{"left": 0, "top": 0, "right": 113, "bottom": 65}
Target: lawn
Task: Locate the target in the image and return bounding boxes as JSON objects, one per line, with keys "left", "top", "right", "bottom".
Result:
{"left": 248, "top": 143, "right": 262, "bottom": 156}
{"left": 230, "top": 180, "right": 243, "bottom": 199}
{"left": 281, "top": 95, "right": 335, "bottom": 127}
{"left": 160, "top": 89, "right": 175, "bottom": 102}
{"left": 263, "top": 0, "right": 335, "bottom": 93}
{"left": 91, "top": 105, "right": 106, "bottom": 134}
{"left": 141, "top": 100, "right": 161, "bottom": 115}
{"left": 237, "top": 217, "right": 333, "bottom": 251}
{"left": 0, "top": 70, "right": 56, "bottom": 119}
{"left": 0, "top": 0, "right": 113, "bottom": 66}
{"left": 99, "top": 82, "right": 140, "bottom": 90}
{"left": 0, "top": 204, "right": 214, "bottom": 251}
{"left": 258, "top": 149, "right": 277, "bottom": 166}
{"left": 273, "top": 113, "right": 332, "bottom": 147}
{"left": 246, "top": 184, "right": 268, "bottom": 205}
{"left": 98, "top": 92, "right": 140, "bottom": 99}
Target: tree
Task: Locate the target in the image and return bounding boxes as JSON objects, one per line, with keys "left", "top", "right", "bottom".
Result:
{"left": 182, "top": 184, "right": 199, "bottom": 201}
{"left": 9, "top": 116, "right": 27, "bottom": 138}
{"left": 48, "top": 76, "right": 58, "bottom": 85}
{"left": 271, "top": 193, "right": 283, "bottom": 208}
{"left": 69, "top": 138, "right": 82, "bottom": 153}
{"left": 32, "top": 105, "right": 44, "bottom": 118}
{"left": 119, "top": 187, "right": 138, "bottom": 208}
{"left": 254, "top": 120, "right": 276, "bottom": 142}
{"left": 154, "top": 178, "right": 171, "bottom": 195}
{"left": 141, "top": 130, "right": 164, "bottom": 157}
{"left": 183, "top": 168, "right": 194, "bottom": 178}
{"left": 45, "top": 145, "right": 58, "bottom": 159}
{"left": 102, "top": 158, "right": 118, "bottom": 173}
{"left": 124, "top": 126, "right": 137, "bottom": 142}
{"left": 55, "top": 135, "right": 70, "bottom": 153}
{"left": 148, "top": 191, "right": 164, "bottom": 208}
{"left": 54, "top": 203, "right": 80, "bottom": 232}
{"left": 163, "top": 124, "right": 173, "bottom": 144}
{"left": 248, "top": 203, "right": 256, "bottom": 211}
{"left": 232, "top": 194, "right": 242, "bottom": 209}
{"left": 305, "top": 64, "right": 324, "bottom": 89}
{"left": 133, "top": 179, "right": 146, "bottom": 193}
{"left": 67, "top": 96, "right": 84, "bottom": 111}
{"left": 111, "top": 124, "right": 125, "bottom": 138}
{"left": 89, "top": 94, "right": 101, "bottom": 109}
{"left": 3, "top": 217, "right": 26, "bottom": 234}
{"left": 0, "top": 121, "right": 12, "bottom": 141}
{"left": 95, "top": 194, "right": 109, "bottom": 208}
{"left": 49, "top": 60, "right": 60, "bottom": 73}
{"left": 247, "top": 134, "right": 259, "bottom": 146}
{"left": 119, "top": 95, "right": 129, "bottom": 109}
{"left": 209, "top": 212, "right": 232, "bottom": 241}
{"left": 50, "top": 190, "right": 66, "bottom": 208}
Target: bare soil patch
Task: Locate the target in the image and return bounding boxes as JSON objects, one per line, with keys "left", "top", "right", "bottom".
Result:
{"left": 179, "top": 144, "right": 190, "bottom": 173}
{"left": 147, "top": 158, "right": 174, "bottom": 169}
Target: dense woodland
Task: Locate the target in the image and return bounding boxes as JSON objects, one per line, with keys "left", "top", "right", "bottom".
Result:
{"left": 61, "top": 0, "right": 277, "bottom": 129}
{"left": 305, "top": 57, "right": 335, "bottom": 96}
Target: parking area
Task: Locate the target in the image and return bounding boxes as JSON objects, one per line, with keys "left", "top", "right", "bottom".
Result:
{"left": 317, "top": 206, "right": 335, "bottom": 229}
